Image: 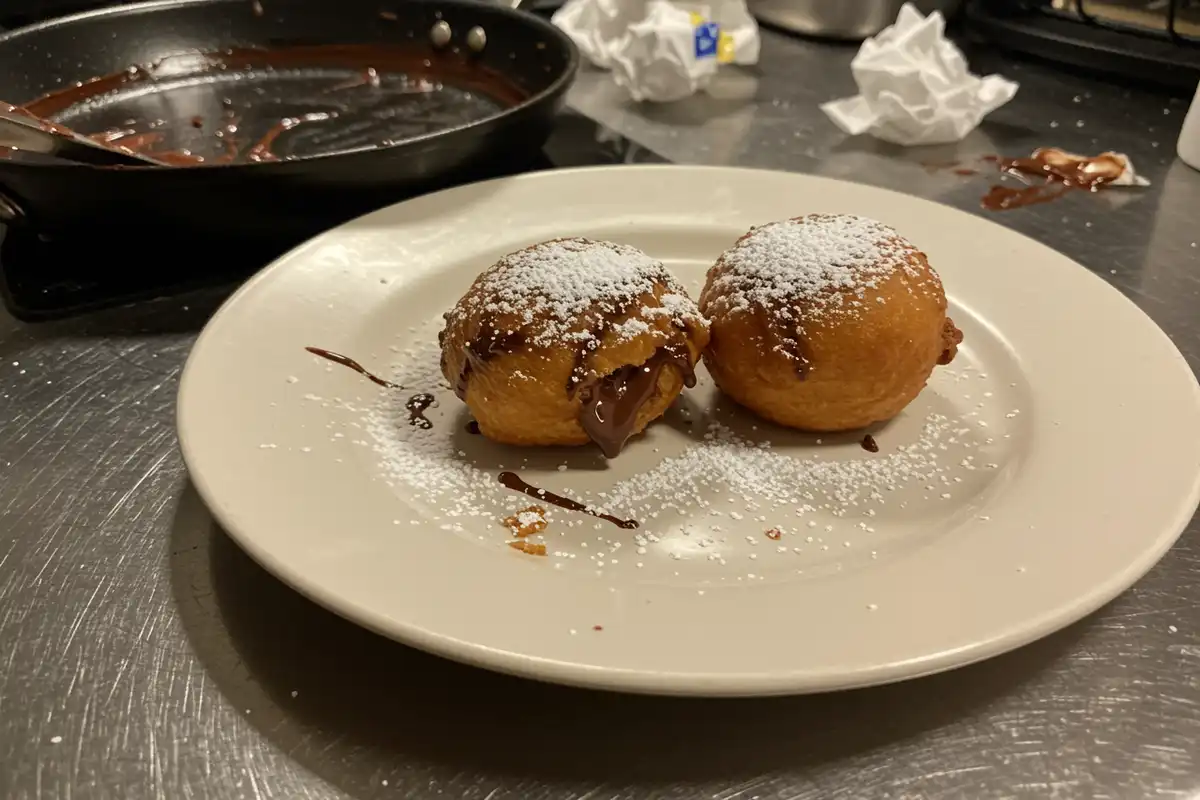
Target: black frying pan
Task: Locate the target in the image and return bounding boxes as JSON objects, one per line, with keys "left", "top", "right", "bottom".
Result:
{"left": 0, "top": 0, "right": 577, "bottom": 254}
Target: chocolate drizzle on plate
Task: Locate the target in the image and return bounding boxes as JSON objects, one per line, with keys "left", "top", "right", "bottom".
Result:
{"left": 578, "top": 341, "right": 696, "bottom": 459}
{"left": 304, "top": 347, "right": 399, "bottom": 389}
{"left": 497, "top": 471, "right": 639, "bottom": 529}
{"left": 405, "top": 393, "right": 435, "bottom": 429}
{"left": 861, "top": 434, "right": 879, "bottom": 453}
{"left": 466, "top": 420, "right": 481, "bottom": 435}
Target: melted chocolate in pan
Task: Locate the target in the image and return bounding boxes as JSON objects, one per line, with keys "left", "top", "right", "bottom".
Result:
{"left": 20, "top": 44, "right": 527, "bottom": 166}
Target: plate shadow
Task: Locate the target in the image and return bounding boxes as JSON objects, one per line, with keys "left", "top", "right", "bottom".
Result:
{"left": 169, "top": 482, "right": 1089, "bottom": 796}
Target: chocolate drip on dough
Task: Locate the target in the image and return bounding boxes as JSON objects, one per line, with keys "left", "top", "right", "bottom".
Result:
{"left": 455, "top": 325, "right": 525, "bottom": 400}
{"left": 566, "top": 295, "right": 643, "bottom": 394}
{"left": 757, "top": 310, "right": 812, "bottom": 379}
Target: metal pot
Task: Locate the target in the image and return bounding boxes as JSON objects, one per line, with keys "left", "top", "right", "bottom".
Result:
{"left": 749, "top": 0, "right": 962, "bottom": 40}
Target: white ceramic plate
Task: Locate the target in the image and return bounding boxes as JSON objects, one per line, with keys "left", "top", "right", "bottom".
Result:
{"left": 178, "top": 165, "right": 1200, "bottom": 697}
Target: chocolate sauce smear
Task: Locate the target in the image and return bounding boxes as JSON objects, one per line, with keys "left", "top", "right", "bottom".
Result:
{"left": 466, "top": 420, "right": 481, "bottom": 435}
{"left": 861, "top": 434, "right": 879, "bottom": 453}
{"left": 981, "top": 184, "right": 1069, "bottom": 211}
{"left": 578, "top": 342, "right": 696, "bottom": 459}
{"left": 304, "top": 347, "right": 399, "bottom": 389}
{"left": 405, "top": 393, "right": 435, "bottom": 429}
{"left": 980, "top": 148, "right": 1132, "bottom": 211}
{"left": 497, "top": 472, "right": 638, "bottom": 529}
{"left": 19, "top": 44, "right": 527, "bottom": 167}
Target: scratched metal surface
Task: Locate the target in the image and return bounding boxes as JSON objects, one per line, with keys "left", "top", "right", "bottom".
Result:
{"left": 2, "top": 29, "right": 1199, "bottom": 800}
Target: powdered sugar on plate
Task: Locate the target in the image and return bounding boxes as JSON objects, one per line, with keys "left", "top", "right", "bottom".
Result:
{"left": 359, "top": 313, "right": 1017, "bottom": 584}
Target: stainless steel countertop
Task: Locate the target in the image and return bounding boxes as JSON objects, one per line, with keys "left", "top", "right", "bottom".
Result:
{"left": 2, "top": 29, "right": 1199, "bottom": 800}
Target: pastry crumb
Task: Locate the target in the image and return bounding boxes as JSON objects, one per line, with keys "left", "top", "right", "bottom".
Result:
{"left": 503, "top": 506, "right": 547, "bottom": 537}
{"left": 507, "top": 540, "right": 547, "bottom": 556}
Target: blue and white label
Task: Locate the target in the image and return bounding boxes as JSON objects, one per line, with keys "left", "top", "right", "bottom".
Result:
{"left": 694, "top": 21, "right": 720, "bottom": 59}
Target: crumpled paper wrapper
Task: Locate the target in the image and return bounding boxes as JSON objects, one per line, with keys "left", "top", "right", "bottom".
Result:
{"left": 553, "top": 0, "right": 759, "bottom": 102}
{"left": 821, "top": 2, "right": 1018, "bottom": 145}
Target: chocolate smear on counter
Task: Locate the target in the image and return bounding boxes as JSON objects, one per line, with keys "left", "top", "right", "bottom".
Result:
{"left": 981, "top": 184, "right": 1069, "bottom": 211}
{"left": 861, "top": 434, "right": 879, "bottom": 453}
{"left": 304, "top": 347, "right": 399, "bottom": 389}
{"left": 578, "top": 342, "right": 696, "bottom": 459}
{"left": 981, "top": 148, "right": 1133, "bottom": 211}
{"left": 405, "top": 393, "right": 435, "bottom": 429}
{"left": 497, "top": 472, "right": 639, "bottom": 529}
{"left": 1001, "top": 148, "right": 1130, "bottom": 190}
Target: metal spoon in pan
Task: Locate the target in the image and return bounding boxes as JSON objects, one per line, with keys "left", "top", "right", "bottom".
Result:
{"left": 0, "top": 103, "right": 164, "bottom": 167}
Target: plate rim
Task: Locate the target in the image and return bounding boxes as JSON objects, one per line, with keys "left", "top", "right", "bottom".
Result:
{"left": 177, "top": 164, "right": 1200, "bottom": 697}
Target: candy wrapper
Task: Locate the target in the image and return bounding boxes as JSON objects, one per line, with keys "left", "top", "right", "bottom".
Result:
{"left": 553, "top": 0, "right": 760, "bottom": 102}
{"left": 821, "top": 2, "right": 1018, "bottom": 146}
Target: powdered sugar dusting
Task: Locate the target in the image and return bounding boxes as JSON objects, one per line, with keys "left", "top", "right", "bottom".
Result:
{"left": 355, "top": 313, "right": 1017, "bottom": 582}
{"left": 447, "top": 238, "right": 706, "bottom": 348}
{"left": 705, "top": 214, "right": 926, "bottom": 322}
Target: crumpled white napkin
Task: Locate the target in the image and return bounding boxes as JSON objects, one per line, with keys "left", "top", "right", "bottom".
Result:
{"left": 821, "top": 2, "right": 1018, "bottom": 145}
{"left": 553, "top": 0, "right": 760, "bottom": 102}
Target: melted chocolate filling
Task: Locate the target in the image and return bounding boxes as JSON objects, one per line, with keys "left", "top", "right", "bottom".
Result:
{"left": 577, "top": 342, "right": 695, "bottom": 459}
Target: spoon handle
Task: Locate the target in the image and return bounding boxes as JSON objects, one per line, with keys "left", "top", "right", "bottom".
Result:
{"left": 0, "top": 105, "right": 160, "bottom": 167}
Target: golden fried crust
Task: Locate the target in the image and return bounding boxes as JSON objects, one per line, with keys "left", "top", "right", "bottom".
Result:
{"left": 439, "top": 239, "right": 709, "bottom": 448}
{"left": 699, "top": 217, "right": 960, "bottom": 432}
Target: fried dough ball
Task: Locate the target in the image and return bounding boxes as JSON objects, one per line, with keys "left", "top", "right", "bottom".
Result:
{"left": 699, "top": 214, "right": 962, "bottom": 432}
{"left": 440, "top": 238, "right": 710, "bottom": 457}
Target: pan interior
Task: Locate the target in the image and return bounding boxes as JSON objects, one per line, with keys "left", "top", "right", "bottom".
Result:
{"left": 33, "top": 60, "right": 514, "bottom": 165}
